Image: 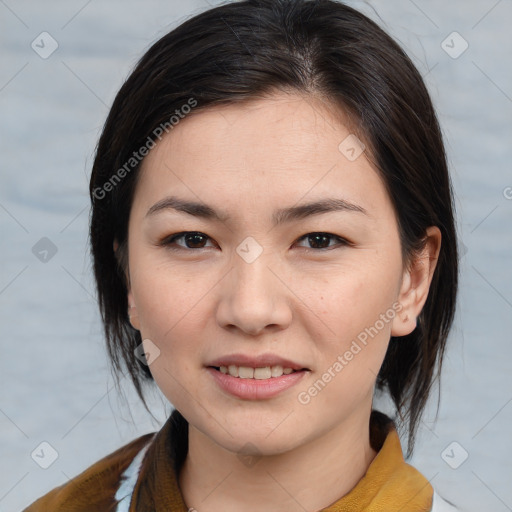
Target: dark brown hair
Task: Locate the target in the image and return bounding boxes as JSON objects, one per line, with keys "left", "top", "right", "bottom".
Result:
{"left": 89, "top": 0, "right": 459, "bottom": 455}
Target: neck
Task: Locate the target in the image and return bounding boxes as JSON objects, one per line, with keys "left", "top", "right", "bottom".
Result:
{"left": 178, "top": 411, "right": 377, "bottom": 512}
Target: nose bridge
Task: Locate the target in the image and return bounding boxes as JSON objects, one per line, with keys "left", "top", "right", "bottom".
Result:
{"left": 217, "top": 243, "right": 291, "bottom": 334}
{"left": 231, "top": 233, "right": 275, "bottom": 292}
{"left": 234, "top": 247, "right": 274, "bottom": 298}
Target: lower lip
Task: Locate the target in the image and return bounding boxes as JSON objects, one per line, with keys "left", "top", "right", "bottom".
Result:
{"left": 207, "top": 367, "right": 308, "bottom": 400}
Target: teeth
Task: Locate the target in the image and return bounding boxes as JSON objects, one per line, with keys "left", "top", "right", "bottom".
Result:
{"left": 218, "top": 364, "right": 296, "bottom": 379}
{"left": 271, "top": 365, "right": 284, "bottom": 377}
{"left": 238, "top": 366, "right": 254, "bottom": 379}
{"left": 254, "top": 367, "right": 272, "bottom": 379}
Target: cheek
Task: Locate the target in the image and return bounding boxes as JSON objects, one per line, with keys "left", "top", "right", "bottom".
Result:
{"left": 129, "top": 260, "right": 215, "bottom": 384}
{"left": 131, "top": 258, "right": 211, "bottom": 337}
{"left": 308, "top": 268, "right": 396, "bottom": 340}
{"left": 137, "top": 298, "right": 206, "bottom": 409}
{"left": 300, "top": 265, "right": 399, "bottom": 394}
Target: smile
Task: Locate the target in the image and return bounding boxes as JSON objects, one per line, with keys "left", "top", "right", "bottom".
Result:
{"left": 207, "top": 366, "right": 308, "bottom": 400}
{"left": 214, "top": 365, "right": 297, "bottom": 379}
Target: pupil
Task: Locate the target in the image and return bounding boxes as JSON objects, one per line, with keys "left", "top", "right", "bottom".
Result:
{"left": 310, "top": 234, "right": 329, "bottom": 249}
{"left": 186, "top": 233, "right": 205, "bottom": 248}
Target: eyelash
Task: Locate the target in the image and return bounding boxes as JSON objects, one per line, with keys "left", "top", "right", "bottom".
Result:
{"left": 159, "top": 231, "right": 352, "bottom": 252}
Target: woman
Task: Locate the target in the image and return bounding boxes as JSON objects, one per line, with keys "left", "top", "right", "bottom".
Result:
{"left": 24, "top": 0, "right": 460, "bottom": 510}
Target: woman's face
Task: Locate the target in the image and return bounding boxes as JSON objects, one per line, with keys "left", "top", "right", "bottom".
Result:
{"left": 125, "top": 92, "right": 413, "bottom": 455}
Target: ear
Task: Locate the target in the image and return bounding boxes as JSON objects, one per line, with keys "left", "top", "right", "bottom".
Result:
{"left": 113, "top": 238, "right": 141, "bottom": 331}
{"left": 127, "top": 291, "right": 141, "bottom": 331}
{"left": 391, "top": 226, "right": 441, "bottom": 337}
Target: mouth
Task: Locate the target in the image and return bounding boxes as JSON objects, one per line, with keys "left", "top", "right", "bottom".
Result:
{"left": 209, "top": 364, "right": 305, "bottom": 380}
{"left": 206, "top": 354, "right": 309, "bottom": 400}
{"left": 206, "top": 353, "right": 309, "bottom": 379}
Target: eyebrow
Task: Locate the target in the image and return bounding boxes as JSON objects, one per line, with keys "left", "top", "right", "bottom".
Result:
{"left": 145, "top": 195, "right": 368, "bottom": 225}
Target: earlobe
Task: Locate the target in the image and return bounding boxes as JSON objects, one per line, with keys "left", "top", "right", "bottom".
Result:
{"left": 390, "top": 306, "right": 418, "bottom": 337}
{"left": 391, "top": 271, "right": 416, "bottom": 337}
{"left": 391, "top": 226, "right": 441, "bottom": 337}
{"left": 127, "top": 291, "right": 141, "bottom": 330}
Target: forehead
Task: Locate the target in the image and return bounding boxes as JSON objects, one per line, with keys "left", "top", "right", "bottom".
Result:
{"left": 133, "top": 92, "right": 390, "bottom": 219}
{"left": 147, "top": 93, "right": 357, "bottom": 170}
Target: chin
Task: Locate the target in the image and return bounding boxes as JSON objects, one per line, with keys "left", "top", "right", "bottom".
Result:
{"left": 199, "top": 414, "right": 311, "bottom": 456}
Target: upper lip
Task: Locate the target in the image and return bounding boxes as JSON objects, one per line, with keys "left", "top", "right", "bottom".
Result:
{"left": 207, "top": 353, "right": 308, "bottom": 371}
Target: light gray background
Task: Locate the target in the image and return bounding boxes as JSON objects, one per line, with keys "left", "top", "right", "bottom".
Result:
{"left": 1, "top": 1, "right": 511, "bottom": 511}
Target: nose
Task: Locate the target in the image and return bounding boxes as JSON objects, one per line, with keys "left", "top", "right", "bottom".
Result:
{"left": 216, "top": 252, "right": 293, "bottom": 336}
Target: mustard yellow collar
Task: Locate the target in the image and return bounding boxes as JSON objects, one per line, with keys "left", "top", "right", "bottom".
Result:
{"left": 322, "top": 424, "right": 433, "bottom": 511}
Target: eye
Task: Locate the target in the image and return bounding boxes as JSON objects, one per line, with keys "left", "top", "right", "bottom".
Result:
{"left": 160, "top": 231, "right": 217, "bottom": 250}
{"left": 294, "top": 232, "right": 351, "bottom": 251}
{"left": 159, "top": 231, "right": 351, "bottom": 252}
